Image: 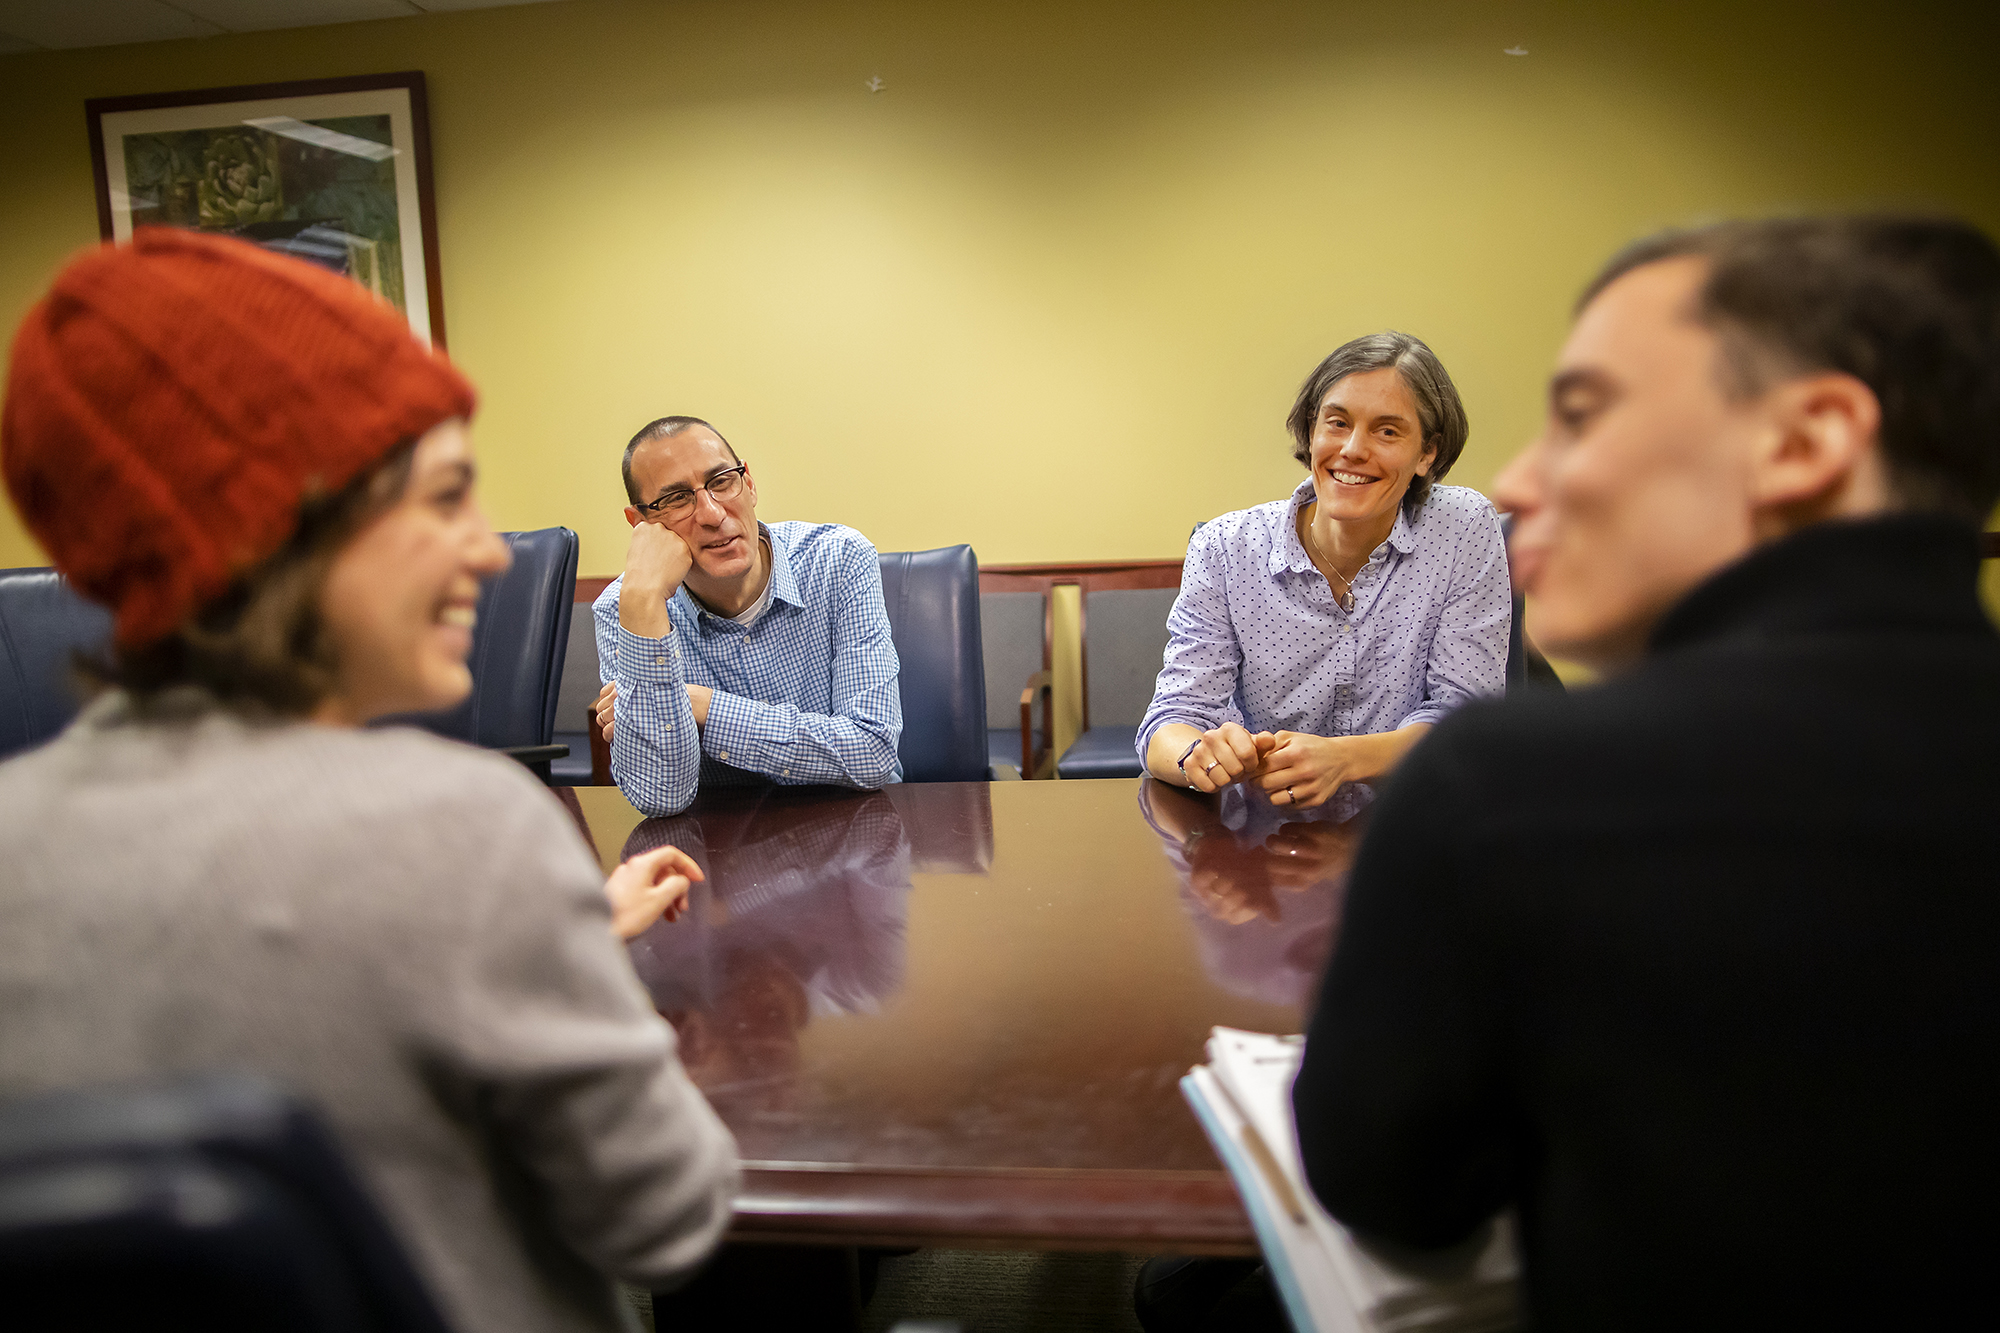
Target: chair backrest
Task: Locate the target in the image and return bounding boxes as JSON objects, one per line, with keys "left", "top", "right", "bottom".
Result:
{"left": 879, "top": 545, "right": 988, "bottom": 782}
{"left": 1082, "top": 587, "right": 1178, "bottom": 729}
{"left": 0, "top": 1073, "right": 453, "bottom": 1333}
{"left": 553, "top": 606, "right": 601, "bottom": 737}
{"left": 406, "top": 527, "right": 578, "bottom": 749}
{"left": 0, "top": 567, "right": 114, "bottom": 762}
{"left": 979, "top": 590, "right": 1046, "bottom": 731}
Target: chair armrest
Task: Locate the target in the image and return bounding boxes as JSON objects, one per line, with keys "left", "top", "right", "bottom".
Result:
{"left": 500, "top": 744, "right": 570, "bottom": 766}
{"left": 1018, "top": 669, "right": 1053, "bottom": 778}
{"left": 586, "top": 702, "right": 613, "bottom": 785}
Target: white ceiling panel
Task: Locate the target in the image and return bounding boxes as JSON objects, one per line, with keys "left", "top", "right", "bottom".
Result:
{"left": 0, "top": 0, "right": 220, "bottom": 49}
{"left": 172, "top": 0, "right": 424, "bottom": 33}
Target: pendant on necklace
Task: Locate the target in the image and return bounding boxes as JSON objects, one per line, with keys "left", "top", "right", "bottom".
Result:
{"left": 1336, "top": 588, "right": 1354, "bottom": 613}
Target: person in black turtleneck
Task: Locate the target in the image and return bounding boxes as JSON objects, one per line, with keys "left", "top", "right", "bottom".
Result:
{"left": 1292, "top": 216, "right": 2000, "bottom": 1332}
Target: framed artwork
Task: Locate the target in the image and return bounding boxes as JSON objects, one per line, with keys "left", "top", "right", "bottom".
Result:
{"left": 86, "top": 71, "right": 446, "bottom": 348}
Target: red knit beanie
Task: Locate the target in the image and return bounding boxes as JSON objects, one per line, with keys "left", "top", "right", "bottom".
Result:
{"left": 2, "top": 228, "right": 475, "bottom": 646}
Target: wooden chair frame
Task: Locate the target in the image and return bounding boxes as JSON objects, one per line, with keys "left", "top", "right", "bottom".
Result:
{"left": 979, "top": 560, "right": 1183, "bottom": 775}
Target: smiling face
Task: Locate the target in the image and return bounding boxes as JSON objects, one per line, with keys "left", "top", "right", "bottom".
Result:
{"left": 1306, "top": 367, "right": 1436, "bottom": 526}
{"left": 1493, "top": 256, "right": 1768, "bottom": 670}
{"left": 315, "top": 418, "right": 511, "bottom": 723}
{"left": 624, "top": 426, "right": 760, "bottom": 582}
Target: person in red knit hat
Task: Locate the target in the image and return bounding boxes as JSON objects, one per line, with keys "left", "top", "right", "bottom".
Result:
{"left": 0, "top": 230, "right": 738, "bottom": 1333}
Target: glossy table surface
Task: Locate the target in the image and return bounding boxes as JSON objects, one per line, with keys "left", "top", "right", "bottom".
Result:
{"left": 569, "top": 776, "right": 1369, "bottom": 1252}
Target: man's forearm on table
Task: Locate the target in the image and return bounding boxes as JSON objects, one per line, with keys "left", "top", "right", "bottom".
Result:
{"left": 702, "top": 690, "right": 900, "bottom": 787}
{"left": 609, "top": 641, "right": 702, "bottom": 816}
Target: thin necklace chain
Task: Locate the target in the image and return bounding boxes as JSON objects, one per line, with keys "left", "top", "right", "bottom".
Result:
{"left": 1303, "top": 506, "right": 1370, "bottom": 611}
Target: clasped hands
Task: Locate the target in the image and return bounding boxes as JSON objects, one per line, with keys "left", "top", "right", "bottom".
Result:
{"left": 1180, "top": 721, "right": 1369, "bottom": 810}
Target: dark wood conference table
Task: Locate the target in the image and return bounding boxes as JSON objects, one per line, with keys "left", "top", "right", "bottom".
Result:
{"left": 568, "top": 775, "right": 1364, "bottom": 1255}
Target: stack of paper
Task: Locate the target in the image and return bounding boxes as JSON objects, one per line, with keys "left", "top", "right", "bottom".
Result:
{"left": 1182, "top": 1027, "right": 1520, "bottom": 1333}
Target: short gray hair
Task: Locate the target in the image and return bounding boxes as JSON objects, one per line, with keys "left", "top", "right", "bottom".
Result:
{"left": 1285, "top": 331, "right": 1469, "bottom": 514}
{"left": 621, "top": 415, "right": 739, "bottom": 505}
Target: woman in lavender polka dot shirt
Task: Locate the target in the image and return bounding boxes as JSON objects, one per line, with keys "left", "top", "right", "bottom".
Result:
{"left": 1138, "top": 331, "right": 1513, "bottom": 808}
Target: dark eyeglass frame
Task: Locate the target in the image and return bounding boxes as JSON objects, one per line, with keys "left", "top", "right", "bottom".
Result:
{"left": 633, "top": 464, "right": 750, "bottom": 519}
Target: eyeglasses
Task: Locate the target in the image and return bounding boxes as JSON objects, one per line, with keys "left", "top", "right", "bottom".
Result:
{"left": 634, "top": 464, "right": 749, "bottom": 520}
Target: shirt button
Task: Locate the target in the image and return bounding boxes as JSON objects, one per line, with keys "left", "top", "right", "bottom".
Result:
{"left": 654, "top": 655, "right": 665, "bottom": 665}
{"left": 781, "top": 767, "right": 790, "bottom": 777}
{"left": 662, "top": 724, "right": 672, "bottom": 732}
{"left": 719, "top": 750, "right": 730, "bottom": 762}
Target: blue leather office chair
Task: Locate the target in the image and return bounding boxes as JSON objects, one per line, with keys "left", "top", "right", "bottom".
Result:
{"left": 401, "top": 527, "right": 579, "bottom": 779}
{"left": 0, "top": 1073, "right": 453, "bottom": 1333}
{"left": 0, "top": 567, "right": 114, "bottom": 763}
{"left": 549, "top": 607, "right": 604, "bottom": 785}
{"left": 879, "top": 545, "right": 989, "bottom": 782}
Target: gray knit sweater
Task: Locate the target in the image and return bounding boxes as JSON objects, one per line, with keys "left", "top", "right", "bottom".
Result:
{"left": 0, "top": 691, "right": 739, "bottom": 1333}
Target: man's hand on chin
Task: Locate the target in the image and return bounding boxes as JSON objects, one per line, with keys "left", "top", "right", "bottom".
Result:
{"left": 686, "top": 684, "right": 712, "bottom": 728}
{"left": 620, "top": 522, "right": 694, "bottom": 638}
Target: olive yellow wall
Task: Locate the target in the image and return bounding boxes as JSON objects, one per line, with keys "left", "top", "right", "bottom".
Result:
{"left": 3, "top": 0, "right": 1999, "bottom": 587}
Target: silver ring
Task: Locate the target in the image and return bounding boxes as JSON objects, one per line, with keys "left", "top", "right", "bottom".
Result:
{"left": 1287, "top": 787, "right": 1295, "bottom": 800}
{"left": 1204, "top": 761, "right": 1219, "bottom": 773}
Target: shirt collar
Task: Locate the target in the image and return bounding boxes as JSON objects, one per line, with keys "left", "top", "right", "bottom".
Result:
{"left": 1273, "top": 480, "right": 1319, "bottom": 576}
{"left": 762, "top": 523, "right": 804, "bottom": 609}
{"left": 679, "top": 523, "right": 803, "bottom": 624}
{"left": 1272, "top": 478, "right": 1419, "bottom": 575}
{"left": 1385, "top": 503, "right": 1418, "bottom": 555}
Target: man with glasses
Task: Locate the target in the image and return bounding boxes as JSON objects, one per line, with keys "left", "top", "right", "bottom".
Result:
{"left": 591, "top": 416, "right": 902, "bottom": 816}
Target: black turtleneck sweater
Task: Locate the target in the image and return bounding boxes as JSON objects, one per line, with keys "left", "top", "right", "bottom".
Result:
{"left": 1293, "top": 516, "right": 1999, "bottom": 1331}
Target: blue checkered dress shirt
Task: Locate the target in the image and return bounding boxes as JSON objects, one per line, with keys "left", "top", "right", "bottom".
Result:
{"left": 1138, "top": 481, "right": 1511, "bottom": 763}
{"left": 594, "top": 521, "right": 903, "bottom": 816}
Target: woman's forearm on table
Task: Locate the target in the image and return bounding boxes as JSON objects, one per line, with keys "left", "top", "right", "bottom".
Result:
{"left": 1145, "top": 722, "right": 1204, "bottom": 785}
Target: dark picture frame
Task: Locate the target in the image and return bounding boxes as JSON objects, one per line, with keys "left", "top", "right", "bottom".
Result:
{"left": 86, "top": 71, "right": 447, "bottom": 348}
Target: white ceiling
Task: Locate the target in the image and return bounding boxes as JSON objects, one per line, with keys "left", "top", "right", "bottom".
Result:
{"left": 0, "top": 0, "right": 568, "bottom": 55}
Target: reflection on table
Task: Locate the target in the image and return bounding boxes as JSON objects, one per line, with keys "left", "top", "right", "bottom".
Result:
{"left": 1137, "top": 777, "right": 1370, "bottom": 1009}
{"left": 623, "top": 789, "right": 911, "bottom": 1118}
{"left": 564, "top": 777, "right": 1327, "bottom": 1251}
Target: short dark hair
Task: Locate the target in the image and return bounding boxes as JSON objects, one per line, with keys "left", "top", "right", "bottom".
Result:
{"left": 1580, "top": 215, "right": 2000, "bottom": 524}
{"left": 90, "top": 440, "right": 418, "bottom": 716}
{"left": 1285, "top": 332, "right": 1468, "bottom": 514}
{"left": 621, "top": 415, "right": 739, "bottom": 505}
